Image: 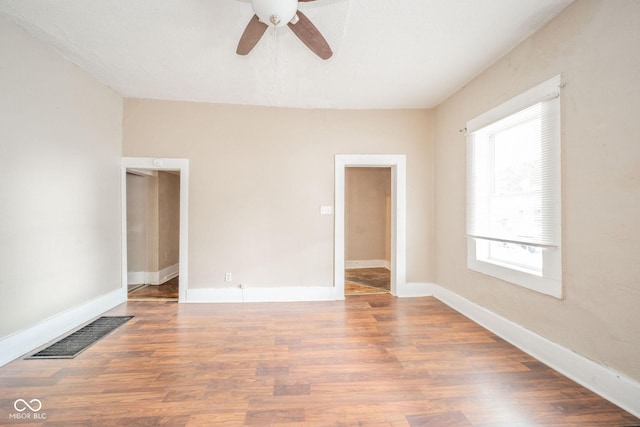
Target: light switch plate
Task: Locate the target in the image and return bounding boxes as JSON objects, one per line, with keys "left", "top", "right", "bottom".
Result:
{"left": 320, "top": 205, "right": 333, "bottom": 215}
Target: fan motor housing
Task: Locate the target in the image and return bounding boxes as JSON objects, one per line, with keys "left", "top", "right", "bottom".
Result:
{"left": 252, "top": 0, "right": 298, "bottom": 27}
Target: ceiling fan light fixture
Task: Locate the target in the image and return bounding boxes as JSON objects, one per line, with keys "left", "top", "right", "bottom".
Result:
{"left": 252, "top": 0, "right": 297, "bottom": 27}
{"left": 237, "top": 0, "right": 333, "bottom": 60}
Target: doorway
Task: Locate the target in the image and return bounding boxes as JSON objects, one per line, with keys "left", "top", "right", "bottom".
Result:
{"left": 334, "top": 154, "right": 406, "bottom": 299}
{"left": 344, "top": 167, "right": 391, "bottom": 295}
{"left": 125, "top": 170, "right": 180, "bottom": 301}
{"left": 121, "top": 158, "right": 189, "bottom": 302}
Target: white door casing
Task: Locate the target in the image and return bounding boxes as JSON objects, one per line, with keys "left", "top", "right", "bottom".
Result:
{"left": 121, "top": 157, "right": 189, "bottom": 302}
{"left": 334, "top": 154, "right": 406, "bottom": 299}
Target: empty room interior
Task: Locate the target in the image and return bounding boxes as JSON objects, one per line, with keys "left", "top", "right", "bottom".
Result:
{"left": 1, "top": 0, "right": 639, "bottom": 425}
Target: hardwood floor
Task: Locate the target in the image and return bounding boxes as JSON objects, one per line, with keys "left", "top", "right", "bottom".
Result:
{"left": 1, "top": 294, "right": 638, "bottom": 426}
{"left": 128, "top": 276, "right": 179, "bottom": 300}
{"left": 345, "top": 268, "right": 390, "bottom": 295}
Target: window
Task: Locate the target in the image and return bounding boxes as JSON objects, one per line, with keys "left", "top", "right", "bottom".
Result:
{"left": 466, "top": 75, "right": 562, "bottom": 298}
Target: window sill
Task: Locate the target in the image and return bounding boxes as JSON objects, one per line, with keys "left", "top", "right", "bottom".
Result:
{"left": 467, "top": 240, "right": 563, "bottom": 299}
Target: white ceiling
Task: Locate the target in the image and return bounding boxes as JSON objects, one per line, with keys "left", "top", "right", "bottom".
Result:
{"left": 0, "top": 0, "right": 573, "bottom": 109}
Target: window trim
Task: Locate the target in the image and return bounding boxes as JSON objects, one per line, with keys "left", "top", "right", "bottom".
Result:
{"left": 466, "top": 75, "right": 563, "bottom": 299}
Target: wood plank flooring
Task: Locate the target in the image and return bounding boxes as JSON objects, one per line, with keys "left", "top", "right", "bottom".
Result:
{"left": 1, "top": 294, "right": 638, "bottom": 426}
{"left": 345, "top": 268, "right": 390, "bottom": 295}
{"left": 128, "top": 276, "right": 179, "bottom": 300}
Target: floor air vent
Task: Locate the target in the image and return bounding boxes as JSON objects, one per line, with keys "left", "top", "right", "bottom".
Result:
{"left": 26, "top": 316, "right": 133, "bottom": 359}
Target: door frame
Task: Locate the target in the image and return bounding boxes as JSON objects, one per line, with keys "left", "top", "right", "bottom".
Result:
{"left": 334, "top": 154, "right": 406, "bottom": 298}
{"left": 121, "top": 157, "right": 189, "bottom": 302}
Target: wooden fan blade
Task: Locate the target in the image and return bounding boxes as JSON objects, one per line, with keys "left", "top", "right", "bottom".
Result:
{"left": 287, "top": 10, "right": 333, "bottom": 60}
{"left": 236, "top": 14, "right": 268, "bottom": 55}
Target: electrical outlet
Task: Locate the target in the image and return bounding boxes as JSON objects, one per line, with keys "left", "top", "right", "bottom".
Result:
{"left": 225, "top": 273, "right": 232, "bottom": 282}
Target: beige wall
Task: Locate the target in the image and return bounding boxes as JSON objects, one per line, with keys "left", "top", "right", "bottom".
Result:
{"left": 126, "top": 172, "right": 160, "bottom": 275}
{"left": 123, "top": 101, "right": 434, "bottom": 288}
{"left": 345, "top": 167, "right": 391, "bottom": 263}
{"left": 0, "top": 17, "right": 123, "bottom": 338}
{"left": 158, "top": 171, "right": 180, "bottom": 271}
{"left": 145, "top": 173, "right": 160, "bottom": 273}
{"left": 434, "top": 0, "right": 640, "bottom": 381}
{"left": 126, "top": 173, "right": 150, "bottom": 274}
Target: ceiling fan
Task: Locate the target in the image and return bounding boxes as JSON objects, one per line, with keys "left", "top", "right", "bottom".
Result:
{"left": 236, "top": 0, "right": 333, "bottom": 60}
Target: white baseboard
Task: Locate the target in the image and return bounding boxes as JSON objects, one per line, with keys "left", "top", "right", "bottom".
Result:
{"left": 243, "top": 286, "right": 336, "bottom": 303}
{"left": 186, "top": 287, "right": 243, "bottom": 303}
{"left": 127, "top": 271, "right": 145, "bottom": 285}
{"left": 186, "top": 286, "right": 336, "bottom": 303}
{"left": 345, "top": 259, "right": 390, "bottom": 269}
{"left": 410, "top": 283, "right": 640, "bottom": 418}
{"left": 155, "top": 263, "right": 179, "bottom": 285}
{"left": 395, "top": 282, "right": 435, "bottom": 297}
{"left": 0, "top": 287, "right": 127, "bottom": 367}
{"left": 127, "top": 263, "right": 179, "bottom": 286}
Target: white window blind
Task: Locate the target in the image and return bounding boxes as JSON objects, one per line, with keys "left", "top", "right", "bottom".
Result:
{"left": 466, "top": 76, "right": 561, "bottom": 249}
